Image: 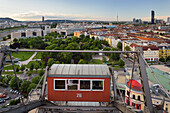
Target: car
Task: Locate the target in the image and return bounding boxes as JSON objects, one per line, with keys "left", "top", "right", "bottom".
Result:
{"left": 4, "top": 96, "right": 11, "bottom": 100}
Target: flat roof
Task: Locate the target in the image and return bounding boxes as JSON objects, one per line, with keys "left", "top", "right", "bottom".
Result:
{"left": 48, "top": 64, "right": 111, "bottom": 78}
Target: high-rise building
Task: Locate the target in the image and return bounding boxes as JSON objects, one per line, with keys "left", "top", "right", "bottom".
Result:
{"left": 151, "top": 10, "right": 155, "bottom": 24}
{"left": 42, "top": 16, "right": 45, "bottom": 22}
{"left": 167, "top": 17, "right": 170, "bottom": 23}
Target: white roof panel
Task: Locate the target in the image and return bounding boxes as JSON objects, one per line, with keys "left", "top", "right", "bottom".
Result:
{"left": 49, "top": 64, "right": 110, "bottom": 76}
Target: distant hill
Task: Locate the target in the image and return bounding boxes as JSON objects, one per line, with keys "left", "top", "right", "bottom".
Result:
{"left": 0, "top": 17, "right": 20, "bottom": 22}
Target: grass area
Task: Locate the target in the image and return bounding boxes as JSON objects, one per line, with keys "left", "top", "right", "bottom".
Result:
{"left": 2, "top": 71, "right": 23, "bottom": 74}
{"left": 33, "top": 52, "right": 42, "bottom": 59}
{"left": 26, "top": 70, "right": 40, "bottom": 74}
{"left": 89, "top": 59, "right": 104, "bottom": 64}
{"left": 45, "top": 42, "right": 51, "bottom": 45}
{"left": 3, "top": 64, "right": 19, "bottom": 70}
{"left": 11, "top": 52, "right": 34, "bottom": 61}
{"left": 113, "top": 66, "right": 124, "bottom": 70}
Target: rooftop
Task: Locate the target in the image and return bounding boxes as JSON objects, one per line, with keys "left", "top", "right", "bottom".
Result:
{"left": 48, "top": 64, "right": 111, "bottom": 78}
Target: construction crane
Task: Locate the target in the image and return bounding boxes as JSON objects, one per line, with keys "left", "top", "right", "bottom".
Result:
{"left": 0, "top": 46, "right": 169, "bottom": 113}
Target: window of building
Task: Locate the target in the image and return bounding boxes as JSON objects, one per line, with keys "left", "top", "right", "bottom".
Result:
{"left": 21, "top": 32, "right": 26, "bottom": 37}
{"left": 92, "top": 80, "right": 103, "bottom": 90}
{"left": 133, "top": 95, "right": 135, "bottom": 99}
{"left": 33, "top": 32, "right": 37, "bottom": 36}
{"left": 138, "top": 96, "right": 140, "bottom": 101}
{"left": 54, "top": 80, "right": 66, "bottom": 90}
{"left": 165, "top": 107, "right": 168, "bottom": 111}
{"left": 80, "top": 80, "right": 90, "bottom": 90}
{"left": 67, "top": 80, "right": 78, "bottom": 90}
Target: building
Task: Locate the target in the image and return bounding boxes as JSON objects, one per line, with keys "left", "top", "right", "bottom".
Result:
{"left": 11, "top": 29, "right": 42, "bottom": 41}
{"left": 48, "top": 64, "right": 111, "bottom": 102}
{"left": 125, "top": 79, "right": 170, "bottom": 112}
{"left": 151, "top": 10, "right": 155, "bottom": 24}
{"left": 74, "top": 31, "right": 81, "bottom": 37}
{"left": 11, "top": 25, "right": 51, "bottom": 41}
{"left": 167, "top": 17, "right": 170, "bottom": 23}
{"left": 42, "top": 16, "right": 45, "bottom": 22}
{"left": 158, "top": 45, "right": 170, "bottom": 59}
{"left": 130, "top": 43, "right": 159, "bottom": 61}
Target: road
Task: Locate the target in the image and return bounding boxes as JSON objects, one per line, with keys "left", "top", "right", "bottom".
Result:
{"left": 120, "top": 54, "right": 138, "bottom": 68}
{"left": 18, "top": 52, "right": 37, "bottom": 66}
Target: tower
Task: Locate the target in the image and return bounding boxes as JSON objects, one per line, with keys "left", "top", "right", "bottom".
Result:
{"left": 151, "top": 10, "right": 155, "bottom": 24}
{"left": 117, "top": 13, "right": 119, "bottom": 22}
{"left": 42, "top": 16, "right": 45, "bottom": 22}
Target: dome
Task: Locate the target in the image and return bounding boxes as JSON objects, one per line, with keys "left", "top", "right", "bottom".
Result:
{"left": 127, "top": 79, "right": 142, "bottom": 91}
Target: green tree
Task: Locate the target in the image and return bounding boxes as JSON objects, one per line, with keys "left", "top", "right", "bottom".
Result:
{"left": 21, "top": 80, "right": 31, "bottom": 93}
{"left": 102, "top": 56, "right": 107, "bottom": 62}
{"left": 56, "top": 61, "right": 60, "bottom": 64}
{"left": 2, "top": 78, "right": 9, "bottom": 85}
{"left": 119, "top": 59, "right": 125, "bottom": 67}
{"left": 32, "top": 76, "right": 41, "bottom": 84}
{"left": 117, "top": 42, "right": 122, "bottom": 50}
{"left": 9, "top": 100, "right": 17, "bottom": 105}
{"left": 103, "top": 47, "right": 111, "bottom": 56}
{"left": 2, "top": 37, "right": 7, "bottom": 41}
{"left": 29, "top": 63, "right": 34, "bottom": 71}
{"left": 47, "top": 58, "right": 55, "bottom": 67}
{"left": 78, "top": 59, "right": 85, "bottom": 64}
{"left": 167, "top": 56, "right": 170, "bottom": 62}
{"left": 27, "top": 83, "right": 37, "bottom": 93}
{"left": 38, "top": 70, "right": 45, "bottom": 76}
{"left": 110, "top": 48, "right": 120, "bottom": 61}
{"left": 7, "top": 34, "right": 11, "bottom": 39}
{"left": 34, "top": 62, "right": 40, "bottom": 71}
{"left": 16, "top": 67, "right": 19, "bottom": 72}
{"left": 159, "top": 57, "right": 165, "bottom": 62}
{"left": 13, "top": 38, "right": 18, "bottom": 43}
{"left": 124, "top": 46, "right": 131, "bottom": 51}
{"left": 20, "top": 64, "right": 25, "bottom": 72}
{"left": 10, "top": 76, "right": 21, "bottom": 90}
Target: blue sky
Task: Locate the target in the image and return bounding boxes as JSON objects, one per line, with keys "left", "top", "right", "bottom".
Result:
{"left": 0, "top": 0, "right": 170, "bottom": 21}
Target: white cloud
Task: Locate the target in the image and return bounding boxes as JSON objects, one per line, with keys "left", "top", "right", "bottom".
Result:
{"left": 142, "top": 16, "right": 170, "bottom": 21}
{"left": 11, "top": 11, "right": 116, "bottom": 21}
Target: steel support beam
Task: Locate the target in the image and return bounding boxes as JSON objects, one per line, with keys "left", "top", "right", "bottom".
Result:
{"left": 137, "top": 47, "right": 154, "bottom": 113}
{"left": 0, "top": 53, "right": 5, "bottom": 79}
{"left": 39, "top": 106, "right": 117, "bottom": 111}
{"left": 113, "top": 102, "right": 136, "bottom": 113}
{"left": 10, "top": 49, "right": 137, "bottom": 54}
{"left": 111, "top": 68, "right": 118, "bottom": 100}
{"left": 0, "top": 100, "right": 44, "bottom": 113}
{"left": 41, "top": 66, "right": 49, "bottom": 101}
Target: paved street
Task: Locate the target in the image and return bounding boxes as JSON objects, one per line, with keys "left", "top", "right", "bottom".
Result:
{"left": 18, "top": 52, "right": 37, "bottom": 66}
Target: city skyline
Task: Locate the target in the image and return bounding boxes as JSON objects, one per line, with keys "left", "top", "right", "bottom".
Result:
{"left": 0, "top": 0, "right": 170, "bottom": 21}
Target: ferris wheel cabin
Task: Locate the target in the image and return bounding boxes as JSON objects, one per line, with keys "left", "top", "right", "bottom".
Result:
{"left": 48, "top": 64, "right": 111, "bottom": 102}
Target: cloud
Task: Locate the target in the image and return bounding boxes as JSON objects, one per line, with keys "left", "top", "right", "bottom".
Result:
{"left": 142, "top": 16, "right": 170, "bottom": 21}
{"left": 11, "top": 11, "right": 115, "bottom": 21}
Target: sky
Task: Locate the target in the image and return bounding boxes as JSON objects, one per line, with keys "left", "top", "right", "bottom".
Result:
{"left": 0, "top": 0, "right": 170, "bottom": 21}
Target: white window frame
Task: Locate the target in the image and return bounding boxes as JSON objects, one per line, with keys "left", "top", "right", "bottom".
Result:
{"left": 92, "top": 80, "right": 104, "bottom": 91}
{"left": 53, "top": 79, "right": 104, "bottom": 91}
{"left": 54, "top": 79, "right": 67, "bottom": 90}
{"left": 79, "top": 80, "right": 91, "bottom": 91}
{"left": 67, "top": 79, "right": 79, "bottom": 91}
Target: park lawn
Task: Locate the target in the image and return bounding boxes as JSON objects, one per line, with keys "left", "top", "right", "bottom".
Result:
{"left": 33, "top": 52, "right": 42, "bottom": 59}
{"left": 113, "top": 66, "right": 124, "bottom": 70}
{"left": 3, "top": 64, "right": 19, "bottom": 70}
{"left": 11, "top": 52, "right": 34, "bottom": 61}
{"left": 2, "top": 71, "right": 23, "bottom": 74}
{"left": 89, "top": 59, "right": 104, "bottom": 64}
{"left": 45, "top": 42, "right": 51, "bottom": 45}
